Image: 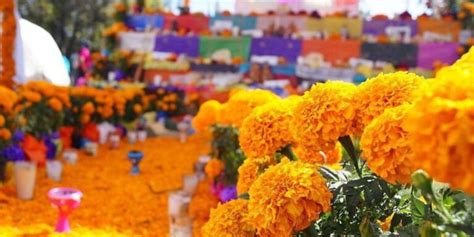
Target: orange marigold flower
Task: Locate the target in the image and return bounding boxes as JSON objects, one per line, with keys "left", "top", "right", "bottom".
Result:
{"left": 237, "top": 156, "right": 273, "bottom": 195}
{"left": 248, "top": 158, "right": 332, "bottom": 237}
{"left": 204, "top": 159, "right": 224, "bottom": 179}
{"left": 0, "top": 128, "right": 12, "bottom": 140}
{"left": 353, "top": 72, "right": 424, "bottom": 135}
{"left": 239, "top": 98, "right": 297, "bottom": 158}
{"left": 361, "top": 104, "right": 414, "bottom": 184}
{"left": 202, "top": 199, "right": 255, "bottom": 237}
{"left": 133, "top": 104, "right": 142, "bottom": 114}
{"left": 48, "top": 98, "right": 63, "bottom": 112}
{"left": 218, "top": 89, "right": 279, "bottom": 128}
{"left": 192, "top": 100, "right": 222, "bottom": 133}
{"left": 403, "top": 74, "right": 474, "bottom": 194}
{"left": 294, "top": 142, "right": 342, "bottom": 165}
{"left": 80, "top": 114, "right": 91, "bottom": 124}
{"left": 0, "top": 86, "right": 18, "bottom": 112}
{"left": 22, "top": 91, "right": 42, "bottom": 103}
{"left": 291, "top": 81, "right": 356, "bottom": 152}
{"left": 82, "top": 102, "right": 95, "bottom": 115}
{"left": 0, "top": 115, "right": 5, "bottom": 127}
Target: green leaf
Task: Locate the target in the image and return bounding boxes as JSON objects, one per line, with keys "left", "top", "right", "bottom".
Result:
{"left": 411, "top": 194, "right": 427, "bottom": 223}
{"left": 238, "top": 193, "right": 249, "bottom": 200}
{"left": 359, "top": 216, "right": 378, "bottom": 237}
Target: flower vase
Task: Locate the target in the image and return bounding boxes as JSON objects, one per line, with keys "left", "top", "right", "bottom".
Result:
{"left": 14, "top": 161, "right": 37, "bottom": 200}
{"left": 169, "top": 215, "right": 192, "bottom": 237}
{"left": 85, "top": 142, "right": 98, "bottom": 157}
{"left": 109, "top": 134, "right": 121, "bottom": 149}
{"left": 48, "top": 187, "right": 83, "bottom": 233}
{"left": 168, "top": 190, "right": 191, "bottom": 217}
{"left": 63, "top": 149, "right": 78, "bottom": 164}
{"left": 46, "top": 160, "right": 62, "bottom": 181}
{"left": 127, "top": 131, "right": 138, "bottom": 144}
{"left": 177, "top": 122, "right": 189, "bottom": 143}
{"left": 137, "top": 130, "right": 147, "bottom": 142}
{"left": 182, "top": 174, "right": 199, "bottom": 195}
{"left": 128, "top": 151, "right": 143, "bottom": 175}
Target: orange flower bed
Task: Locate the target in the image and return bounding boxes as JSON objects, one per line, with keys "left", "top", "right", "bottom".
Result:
{"left": 0, "top": 134, "right": 210, "bottom": 236}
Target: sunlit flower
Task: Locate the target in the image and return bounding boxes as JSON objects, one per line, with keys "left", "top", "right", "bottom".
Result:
{"left": 237, "top": 156, "right": 274, "bottom": 195}
{"left": 403, "top": 75, "right": 474, "bottom": 194}
{"left": 291, "top": 81, "right": 356, "bottom": 152}
{"left": 239, "top": 99, "right": 297, "bottom": 158}
{"left": 218, "top": 89, "right": 279, "bottom": 128}
{"left": 353, "top": 72, "right": 424, "bottom": 135}
{"left": 202, "top": 199, "right": 255, "bottom": 237}
{"left": 361, "top": 104, "right": 415, "bottom": 184}
{"left": 248, "top": 158, "right": 331, "bottom": 236}
{"left": 192, "top": 100, "right": 222, "bottom": 132}
{"left": 294, "top": 142, "right": 342, "bottom": 165}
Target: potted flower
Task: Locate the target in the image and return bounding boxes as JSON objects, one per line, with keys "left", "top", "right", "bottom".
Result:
{"left": 14, "top": 81, "right": 70, "bottom": 199}
{"left": 113, "top": 87, "right": 148, "bottom": 143}
{"left": 0, "top": 86, "right": 17, "bottom": 182}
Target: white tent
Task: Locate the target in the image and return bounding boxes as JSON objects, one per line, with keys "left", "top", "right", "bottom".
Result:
{"left": 14, "top": 19, "right": 70, "bottom": 86}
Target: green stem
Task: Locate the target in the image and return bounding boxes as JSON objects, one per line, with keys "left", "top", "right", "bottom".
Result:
{"left": 338, "top": 136, "right": 362, "bottom": 178}
{"left": 280, "top": 145, "right": 297, "bottom": 161}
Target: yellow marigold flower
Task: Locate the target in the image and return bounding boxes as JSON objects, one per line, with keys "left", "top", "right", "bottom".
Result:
{"left": 218, "top": 89, "right": 279, "bottom": 128}
{"left": 361, "top": 104, "right": 414, "bottom": 184}
{"left": 248, "top": 158, "right": 332, "bottom": 237}
{"left": 237, "top": 156, "right": 274, "bottom": 195}
{"left": 403, "top": 76, "right": 474, "bottom": 194}
{"left": 353, "top": 72, "right": 424, "bottom": 135}
{"left": 82, "top": 102, "right": 95, "bottom": 115}
{"left": 205, "top": 159, "right": 224, "bottom": 179}
{"left": 294, "top": 142, "right": 342, "bottom": 165}
{"left": 291, "top": 81, "right": 356, "bottom": 152}
{"left": 192, "top": 100, "right": 222, "bottom": 132}
{"left": 48, "top": 98, "right": 63, "bottom": 112}
{"left": 202, "top": 199, "right": 255, "bottom": 237}
{"left": 239, "top": 99, "right": 296, "bottom": 158}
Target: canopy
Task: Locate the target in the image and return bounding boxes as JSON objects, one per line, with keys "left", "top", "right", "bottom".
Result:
{"left": 15, "top": 19, "right": 70, "bottom": 86}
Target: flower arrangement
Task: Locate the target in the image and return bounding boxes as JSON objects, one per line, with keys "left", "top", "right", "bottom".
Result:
{"left": 16, "top": 81, "right": 70, "bottom": 138}
{"left": 198, "top": 48, "right": 474, "bottom": 236}
{"left": 144, "top": 86, "right": 184, "bottom": 117}
{"left": 113, "top": 87, "right": 149, "bottom": 127}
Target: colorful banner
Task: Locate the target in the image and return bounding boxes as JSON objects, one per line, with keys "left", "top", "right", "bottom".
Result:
{"left": 125, "top": 15, "right": 165, "bottom": 30}
{"left": 417, "top": 42, "right": 460, "bottom": 69}
{"left": 210, "top": 15, "right": 257, "bottom": 30}
{"left": 361, "top": 43, "right": 418, "bottom": 67}
{"left": 417, "top": 19, "right": 462, "bottom": 41}
{"left": 164, "top": 15, "right": 210, "bottom": 33}
{"left": 154, "top": 35, "right": 199, "bottom": 57}
{"left": 119, "top": 32, "right": 157, "bottom": 52}
{"left": 306, "top": 18, "right": 363, "bottom": 38}
{"left": 363, "top": 20, "right": 418, "bottom": 36}
{"left": 256, "top": 16, "right": 308, "bottom": 31}
{"left": 199, "top": 36, "right": 251, "bottom": 59}
{"left": 302, "top": 40, "right": 361, "bottom": 64}
{"left": 251, "top": 37, "right": 302, "bottom": 63}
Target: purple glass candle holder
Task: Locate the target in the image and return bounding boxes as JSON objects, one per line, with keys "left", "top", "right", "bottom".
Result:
{"left": 48, "top": 187, "right": 83, "bottom": 233}
{"left": 128, "top": 150, "right": 144, "bottom": 175}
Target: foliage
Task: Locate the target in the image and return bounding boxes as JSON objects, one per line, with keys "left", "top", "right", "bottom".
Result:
{"left": 18, "top": 0, "right": 112, "bottom": 55}
{"left": 210, "top": 125, "right": 246, "bottom": 185}
{"left": 144, "top": 86, "right": 185, "bottom": 117}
